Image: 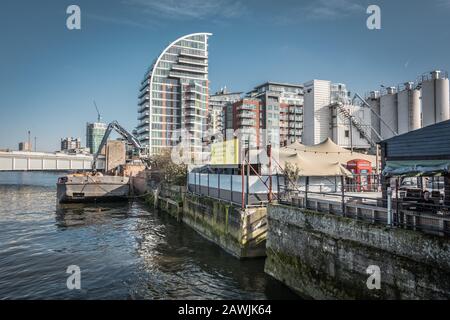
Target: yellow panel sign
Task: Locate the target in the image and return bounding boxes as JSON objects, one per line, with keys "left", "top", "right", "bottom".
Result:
{"left": 210, "top": 139, "right": 239, "bottom": 165}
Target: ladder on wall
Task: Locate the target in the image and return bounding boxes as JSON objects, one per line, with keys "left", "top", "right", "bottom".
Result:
{"left": 331, "top": 102, "right": 381, "bottom": 149}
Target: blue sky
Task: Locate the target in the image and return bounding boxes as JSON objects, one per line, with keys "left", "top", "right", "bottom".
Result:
{"left": 1, "top": 0, "right": 450, "bottom": 151}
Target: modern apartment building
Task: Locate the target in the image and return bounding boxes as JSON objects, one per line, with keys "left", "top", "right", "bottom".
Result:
{"left": 222, "top": 82, "right": 303, "bottom": 149}
{"left": 303, "top": 80, "right": 371, "bottom": 151}
{"left": 86, "top": 122, "right": 107, "bottom": 154}
{"left": 208, "top": 88, "right": 242, "bottom": 137}
{"left": 137, "top": 33, "right": 212, "bottom": 156}
{"left": 246, "top": 82, "right": 304, "bottom": 147}
{"left": 224, "top": 97, "right": 262, "bottom": 148}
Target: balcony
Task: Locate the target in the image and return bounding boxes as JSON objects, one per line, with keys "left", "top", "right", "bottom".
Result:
{"left": 184, "top": 111, "right": 197, "bottom": 118}
{"left": 239, "top": 104, "right": 257, "bottom": 110}
{"left": 239, "top": 120, "right": 255, "bottom": 126}
{"left": 238, "top": 111, "right": 255, "bottom": 119}
{"left": 137, "top": 127, "right": 149, "bottom": 135}
{"left": 139, "top": 88, "right": 150, "bottom": 99}
{"left": 178, "top": 57, "right": 208, "bottom": 66}
{"left": 137, "top": 120, "right": 149, "bottom": 128}
{"left": 184, "top": 93, "right": 196, "bottom": 101}
{"left": 169, "top": 71, "right": 207, "bottom": 79}
{"left": 172, "top": 64, "right": 207, "bottom": 74}
{"left": 179, "top": 49, "right": 207, "bottom": 59}
{"left": 140, "top": 81, "right": 150, "bottom": 91}
{"left": 184, "top": 103, "right": 205, "bottom": 111}
{"left": 138, "top": 96, "right": 150, "bottom": 106}
{"left": 138, "top": 104, "right": 150, "bottom": 113}
{"left": 138, "top": 112, "right": 150, "bottom": 121}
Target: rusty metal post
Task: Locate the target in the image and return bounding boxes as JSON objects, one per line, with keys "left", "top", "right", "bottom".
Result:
{"left": 268, "top": 144, "right": 273, "bottom": 203}
{"left": 341, "top": 175, "right": 346, "bottom": 216}
{"left": 241, "top": 149, "right": 245, "bottom": 209}
{"left": 246, "top": 140, "right": 250, "bottom": 208}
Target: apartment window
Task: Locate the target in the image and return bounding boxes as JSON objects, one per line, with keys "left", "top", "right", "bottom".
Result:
{"left": 345, "top": 130, "right": 349, "bottom": 138}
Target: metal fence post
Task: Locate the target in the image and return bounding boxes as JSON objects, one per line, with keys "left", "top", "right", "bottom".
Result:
{"left": 230, "top": 171, "right": 233, "bottom": 203}
{"left": 218, "top": 173, "right": 221, "bottom": 200}
{"left": 387, "top": 187, "right": 392, "bottom": 226}
{"left": 341, "top": 175, "right": 346, "bottom": 216}
{"left": 305, "top": 176, "right": 309, "bottom": 209}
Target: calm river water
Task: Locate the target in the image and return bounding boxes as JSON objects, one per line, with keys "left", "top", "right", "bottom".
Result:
{"left": 0, "top": 172, "right": 298, "bottom": 300}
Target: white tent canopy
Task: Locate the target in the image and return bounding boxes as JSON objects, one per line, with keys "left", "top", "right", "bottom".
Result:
{"left": 277, "top": 138, "right": 376, "bottom": 177}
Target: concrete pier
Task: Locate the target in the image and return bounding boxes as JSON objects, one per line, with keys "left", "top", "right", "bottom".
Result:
{"left": 264, "top": 203, "right": 450, "bottom": 299}
{"left": 149, "top": 185, "right": 267, "bottom": 259}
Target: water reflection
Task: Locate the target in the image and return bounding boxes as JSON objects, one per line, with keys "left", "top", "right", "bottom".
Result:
{"left": 55, "top": 202, "right": 133, "bottom": 229}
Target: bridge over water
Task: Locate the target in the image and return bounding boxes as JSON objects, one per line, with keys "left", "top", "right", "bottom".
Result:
{"left": 0, "top": 151, "right": 105, "bottom": 171}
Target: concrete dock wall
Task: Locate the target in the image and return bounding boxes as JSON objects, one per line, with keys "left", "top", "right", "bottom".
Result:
{"left": 150, "top": 185, "right": 267, "bottom": 259}
{"left": 265, "top": 203, "right": 450, "bottom": 299}
{"left": 182, "top": 194, "right": 267, "bottom": 259}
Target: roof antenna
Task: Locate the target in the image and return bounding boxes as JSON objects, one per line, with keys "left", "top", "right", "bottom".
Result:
{"left": 93, "top": 100, "right": 102, "bottom": 123}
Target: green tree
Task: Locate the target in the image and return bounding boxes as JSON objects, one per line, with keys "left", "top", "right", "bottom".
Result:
{"left": 147, "top": 149, "right": 187, "bottom": 186}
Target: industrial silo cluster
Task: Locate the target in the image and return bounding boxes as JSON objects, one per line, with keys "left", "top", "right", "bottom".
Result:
{"left": 367, "top": 70, "right": 450, "bottom": 141}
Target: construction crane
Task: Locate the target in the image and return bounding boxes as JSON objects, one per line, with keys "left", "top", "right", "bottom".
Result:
{"left": 93, "top": 100, "right": 102, "bottom": 123}
{"left": 92, "top": 120, "right": 147, "bottom": 171}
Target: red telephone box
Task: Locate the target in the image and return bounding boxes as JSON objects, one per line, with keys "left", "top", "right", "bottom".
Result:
{"left": 346, "top": 159, "right": 372, "bottom": 192}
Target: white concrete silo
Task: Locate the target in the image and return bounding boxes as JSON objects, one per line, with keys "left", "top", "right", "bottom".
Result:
{"left": 397, "top": 82, "right": 421, "bottom": 134}
{"left": 421, "top": 70, "right": 450, "bottom": 127}
{"left": 380, "top": 87, "right": 398, "bottom": 139}
{"left": 367, "top": 91, "right": 381, "bottom": 141}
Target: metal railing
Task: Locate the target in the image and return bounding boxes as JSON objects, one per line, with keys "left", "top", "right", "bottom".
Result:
{"left": 278, "top": 181, "right": 450, "bottom": 237}
{"left": 187, "top": 172, "right": 283, "bottom": 208}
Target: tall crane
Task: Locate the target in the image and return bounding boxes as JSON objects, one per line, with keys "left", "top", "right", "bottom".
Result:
{"left": 93, "top": 100, "right": 102, "bottom": 123}
{"left": 92, "top": 120, "right": 147, "bottom": 171}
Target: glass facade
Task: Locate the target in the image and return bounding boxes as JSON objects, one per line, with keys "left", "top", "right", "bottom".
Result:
{"left": 86, "top": 122, "right": 107, "bottom": 154}
{"left": 137, "top": 33, "right": 212, "bottom": 156}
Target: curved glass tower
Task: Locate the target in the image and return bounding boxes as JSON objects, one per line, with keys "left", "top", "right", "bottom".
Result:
{"left": 137, "top": 33, "right": 212, "bottom": 156}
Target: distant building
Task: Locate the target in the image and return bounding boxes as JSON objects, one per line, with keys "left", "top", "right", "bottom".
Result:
{"left": 61, "top": 137, "right": 81, "bottom": 151}
{"left": 18, "top": 142, "right": 32, "bottom": 152}
{"left": 303, "top": 80, "right": 372, "bottom": 151}
{"left": 86, "top": 122, "right": 107, "bottom": 154}
{"left": 137, "top": 32, "right": 212, "bottom": 156}
{"left": 224, "top": 82, "right": 303, "bottom": 148}
{"left": 209, "top": 88, "right": 242, "bottom": 136}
